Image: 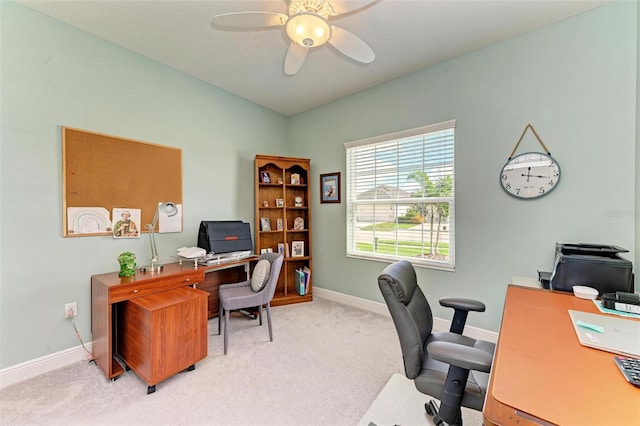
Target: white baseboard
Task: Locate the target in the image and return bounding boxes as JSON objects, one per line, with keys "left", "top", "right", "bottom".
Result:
{"left": 1, "top": 289, "right": 497, "bottom": 389}
{"left": 0, "top": 342, "right": 93, "bottom": 388}
{"left": 313, "top": 287, "right": 498, "bottom": 343}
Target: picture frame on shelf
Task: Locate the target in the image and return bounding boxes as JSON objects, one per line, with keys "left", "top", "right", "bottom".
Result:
{"left": 277, "top": 243, "right": 285, "bottom": 255}
{"left": 260, "top": 217, "right": 271, "bottom": 231}
{"left": 293, "top": 217, "right": 304, "bottom": 230}
{"left": 291, "top": 241, "right": 304, "bottom": 257}
{"left": 263, "top": 200, "right": 269, "bottom": 207}
{"left": 261, "top": 171, "right": 271, "bottom": 184}
{"left": 276, "top": 218, "right": 284, "bottom": 230}
{"left": 276, "top": 198, "right": 284, "bottom": 207}
{"left": 291, "top": 173, "right": 300, "bottom": 185}
{"left": 320, "top": 172, "right": 341, "bottom": 203}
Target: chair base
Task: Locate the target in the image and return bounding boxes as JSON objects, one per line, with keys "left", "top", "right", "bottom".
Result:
{"left": 424, "top": 400, "right": 462, "bottom": 426}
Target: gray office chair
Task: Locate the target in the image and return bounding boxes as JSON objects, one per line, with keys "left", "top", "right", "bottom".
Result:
{"left": 218, "top": 252, "right": 283, "bottom": 355}
{"left": 378, "top": 260, "right": 495, "bottom": 426}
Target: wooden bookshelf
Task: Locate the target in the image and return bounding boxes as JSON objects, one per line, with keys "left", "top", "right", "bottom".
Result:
{"left": 255, "top": 155, "right": 312, "bottom": 306}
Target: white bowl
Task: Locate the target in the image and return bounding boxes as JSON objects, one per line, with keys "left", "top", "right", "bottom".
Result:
{"left": 573, "top": 285, "right": 599, "bottom": 300}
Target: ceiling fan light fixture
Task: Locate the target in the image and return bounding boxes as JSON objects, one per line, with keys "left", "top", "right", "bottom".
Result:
{"left": 286, "top": 12, "right": 331, "bottom": 47}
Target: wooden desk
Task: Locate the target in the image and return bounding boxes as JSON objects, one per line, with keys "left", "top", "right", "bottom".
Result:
{"left": 91, "top": 257, "right": 258, "bottom": 380}
{"left": 483, "top": 286, "right": 640, "bottom": 425}
{"left": 91, "top": 263, "right": 205, "bottom": 380}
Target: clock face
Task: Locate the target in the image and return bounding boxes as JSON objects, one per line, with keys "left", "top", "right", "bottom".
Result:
{"left": 500, "top": 152, "right": 560, "bottom": 199}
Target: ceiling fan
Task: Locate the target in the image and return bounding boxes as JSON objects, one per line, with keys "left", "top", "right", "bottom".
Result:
{"left": 211, "top": 0, "right": 376, "bottom": 75}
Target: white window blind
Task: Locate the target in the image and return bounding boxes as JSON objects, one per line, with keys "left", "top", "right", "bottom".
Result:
{"left": 344, "top": 120, "right": 456, "bottom": 270}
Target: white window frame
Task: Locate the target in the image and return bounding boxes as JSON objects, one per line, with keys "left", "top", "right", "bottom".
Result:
{"left": 344, "top": 120, "right": 456, "bottom": 271}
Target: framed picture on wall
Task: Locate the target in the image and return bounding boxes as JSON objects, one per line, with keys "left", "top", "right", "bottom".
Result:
{"left": 320, "top": 172, "right": 340, "bottom": 203}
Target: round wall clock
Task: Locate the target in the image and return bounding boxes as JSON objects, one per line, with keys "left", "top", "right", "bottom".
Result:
{"left": 499, "top": 152, "right": 560, "bottom": 199}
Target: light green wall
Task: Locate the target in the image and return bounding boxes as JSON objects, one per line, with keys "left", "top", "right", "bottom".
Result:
{"left": 1, "top": 0, "right": 638, "bottom": 368}
{"left": 288, "top": 0, "right": 638, "bottom": 331}
{"left": 0, "top": 2, "right": 288, "bottom": 368}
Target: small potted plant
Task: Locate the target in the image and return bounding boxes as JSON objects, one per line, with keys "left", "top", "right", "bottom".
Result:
{"left": 117, "top": 251, "right": 137, "bottom": 277}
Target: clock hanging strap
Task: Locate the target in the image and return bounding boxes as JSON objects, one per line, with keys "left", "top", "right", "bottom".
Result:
{"left": 509, "top": 124, "right": 551, "bottom": 159}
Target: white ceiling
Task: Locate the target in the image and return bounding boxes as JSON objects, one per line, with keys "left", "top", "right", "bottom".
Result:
{"left": 19, "top": 0, "right": 610, "bottom": 116}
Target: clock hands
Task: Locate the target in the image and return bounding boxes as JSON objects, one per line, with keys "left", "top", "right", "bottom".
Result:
{"left": 520, "top": 173, "right": 550, "bottom": 178}
{"left": 520, "top": 167, "right": 549, "bottom": 180}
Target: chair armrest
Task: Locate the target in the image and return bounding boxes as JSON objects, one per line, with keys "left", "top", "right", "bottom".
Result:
{"left": 439, "top": 298, "right": 486, "bottom": 334}
{"left": 427, "top": 341, "right": 492, "bottom": 373}
{"left": 439, "top": 297, "right": 486, "bottom": 312}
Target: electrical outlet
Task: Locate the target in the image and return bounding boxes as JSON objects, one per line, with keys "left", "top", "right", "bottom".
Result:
{"left": 65, "top": 302, "right": 77, "bottom": 318}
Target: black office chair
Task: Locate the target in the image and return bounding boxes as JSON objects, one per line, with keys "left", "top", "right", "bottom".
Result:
{"left": 378, "top": 260, "right": 495, "bottom": 426}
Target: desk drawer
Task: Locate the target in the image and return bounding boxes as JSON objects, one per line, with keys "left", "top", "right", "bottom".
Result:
{"left": 109, "top": 269, "right": 205, "bottom": 303}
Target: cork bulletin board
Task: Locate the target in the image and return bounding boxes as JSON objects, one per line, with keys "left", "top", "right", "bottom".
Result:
{"left": 62, "top": 127, "right": 182, "bottom": 237}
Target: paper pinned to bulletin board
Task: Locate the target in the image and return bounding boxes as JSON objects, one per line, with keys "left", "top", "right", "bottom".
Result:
{"left": 158, "top": 203, "right": 182, "bottom": 233}
{"left": 67, "top": 207, "right": 112, "bottom": 235}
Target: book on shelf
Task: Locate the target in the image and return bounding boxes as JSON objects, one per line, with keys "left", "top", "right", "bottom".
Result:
{"left": 295, "top": 269, "right": 306, "bottom": 295}
{"left": 302, "top": 266, "right": 311, "bottom": 292}
{"left": 294, "top": 266, "right": 311, "bottom": 296}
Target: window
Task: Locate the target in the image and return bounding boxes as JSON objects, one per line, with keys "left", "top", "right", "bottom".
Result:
{"left": 344, "top": 120, "right": 455, "bottom": 270}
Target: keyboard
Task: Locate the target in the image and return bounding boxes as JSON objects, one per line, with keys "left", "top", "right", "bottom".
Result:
{"left": 201, "top": 251, "right": 253, "bottom": 265}
{"left": 614, "top": 356, "right": 640, "bottom": 387}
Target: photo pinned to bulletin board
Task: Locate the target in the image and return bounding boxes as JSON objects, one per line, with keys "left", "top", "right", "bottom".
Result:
{"left": 112, "top": 208, "right": 141, "bottom": 238}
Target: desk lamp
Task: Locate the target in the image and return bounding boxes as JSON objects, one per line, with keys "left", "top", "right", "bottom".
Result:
{"left": 140, "top": 202, "right": 178, "bottom": 273}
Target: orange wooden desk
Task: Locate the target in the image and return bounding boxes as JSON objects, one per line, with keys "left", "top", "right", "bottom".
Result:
{"left": 483, "top": 285, "right": 640, "bottom": 426}
{"left": 91, "top": 263, "right": 206, "bottom": 380}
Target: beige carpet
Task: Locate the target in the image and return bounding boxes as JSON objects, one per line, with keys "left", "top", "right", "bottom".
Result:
{"left": 1, "top": 297, "right": 484, "bottom": 426}
{"left": 357, "top": 374, "right": 483, "bottom": 426}
{"left": 1, "top": 297, "right": 405, "bottom": 426}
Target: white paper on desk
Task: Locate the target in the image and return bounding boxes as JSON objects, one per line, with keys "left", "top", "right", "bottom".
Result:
{"left": 158, "top": 203, "right": 182, "bottom": 233}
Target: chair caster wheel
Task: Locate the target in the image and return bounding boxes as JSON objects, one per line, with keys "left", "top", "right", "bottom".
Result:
{"left": 425, "top": 400, "right": 439, "bottom": 416}
{"left": 147, "top": 385, "right": 156, "bottom": 394}
{"left": 425, "top": 402, "right": 434, "bottom": 415}
{"left": 186, "top": 364, "right": 195, "bottom": 371}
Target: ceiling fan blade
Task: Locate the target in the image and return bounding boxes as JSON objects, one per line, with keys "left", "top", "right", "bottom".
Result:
{"left": 284, "top": 42, "right": 309, "bottom": 75}
{"left": 211, "top": 12, "right": 287, "bottom": 29}
{"left": 329, "top": 26, "right": 375, "bottom": 64}
{"left": 328, "top": 0, "right": 378, "bottom": 16}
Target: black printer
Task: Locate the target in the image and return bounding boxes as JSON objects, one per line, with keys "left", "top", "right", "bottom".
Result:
{"left": 542, "top": 243, "right": 634, "bottom": 295}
